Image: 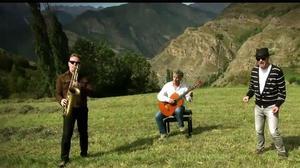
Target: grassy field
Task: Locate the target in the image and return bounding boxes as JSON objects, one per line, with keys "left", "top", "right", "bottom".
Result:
{"left": 0, "top": 86, "right": 299, "bottom": 168}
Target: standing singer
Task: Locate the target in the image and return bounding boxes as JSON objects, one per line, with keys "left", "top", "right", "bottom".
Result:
{"left": 56, "top": 53, "right": 93, "bottom": 167}
{"left": 243, "top": 48, "right": 287, "bottom": 158}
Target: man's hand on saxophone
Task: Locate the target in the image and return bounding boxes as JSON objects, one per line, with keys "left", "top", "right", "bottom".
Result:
{"left": 72, "top": 81, "right": 80, "bottom": 88}
{"left": 60, "top": 98, "right": 68, "bottom": 107}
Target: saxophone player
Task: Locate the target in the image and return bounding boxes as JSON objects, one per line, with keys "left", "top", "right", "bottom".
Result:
{"left": 55, "top": 53, "right": 93, "bottom": 167}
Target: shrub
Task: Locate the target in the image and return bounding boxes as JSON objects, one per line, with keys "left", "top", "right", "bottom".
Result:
{"left": 235, "top": 27, "right": 262, "bottom": 45}
{"left": 289, "top": 77, "right": 297, "bottom": 84}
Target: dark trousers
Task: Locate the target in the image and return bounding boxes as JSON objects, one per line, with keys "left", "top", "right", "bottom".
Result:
{"left": 61, "top": 106, "right": 88, "bottom": 161}
{"left": 155, "top": 106, "right": 185, "bottom": 134}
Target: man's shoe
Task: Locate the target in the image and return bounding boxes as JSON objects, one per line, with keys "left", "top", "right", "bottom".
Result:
{"left": 278, "top": 152, "right": 288, "bottom": 158}
{"left": 255, "top": 148, "right": 264, "bottom": 155}
{"left": 159, "top": 134, "right": 167, "bottom": 140}
{"left": 179, "top": 127, "right": 186, "bottom": 132}
{"left": 58, "top": 160, "right": 68, "bottom": 168}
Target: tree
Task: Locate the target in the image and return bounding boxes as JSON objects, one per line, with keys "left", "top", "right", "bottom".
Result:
{"left": 0, "top": 48, "right": 14, "bottom": 72}
{"left": 28, "top": 3, "right": 55, "bottom": 97}
{"left": 165, "top": 69, "right": 172, "bottom": 83}
{"left": 7, "top": 64, "right": 27, "bottom": 94}
{"left": 120, "top": 51, "right": 159, "bottom": 94}
{"left": 71, "top": 39, "right": 130, "bottom": 97}
{"left": 71, "top": 39, "right": 159, "bottom": 97}
{"left": 45, "top": 4, "right": 69, "bottom": 75}
{"left": 0, "top": 77, "right": 9, "bottom": 98}
{"left": 145, "top": 70, "right": 160, "bottom": 93}
{"left": 71, "top": 38, "right": 98, "bottom": 85}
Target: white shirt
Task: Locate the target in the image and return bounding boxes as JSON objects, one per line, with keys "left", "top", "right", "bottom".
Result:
{"left": 157, "top": 81, "right": 192, "bottom": 103}
{"left": 259, "top": 65, "right": 272, "bottom": 94}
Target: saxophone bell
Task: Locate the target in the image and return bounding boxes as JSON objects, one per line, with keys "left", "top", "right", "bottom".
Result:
{"left": 69, "top": 87, "right": 81, "bottom": 95}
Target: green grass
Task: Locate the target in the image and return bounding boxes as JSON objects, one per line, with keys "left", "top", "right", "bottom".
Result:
{"left": 0, "top": 86, "right": 300, "bottom": 167}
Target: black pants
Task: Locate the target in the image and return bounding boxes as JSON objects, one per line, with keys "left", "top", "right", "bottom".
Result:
{"left": 61, "top": 106, "right": 88, "bottom": 161}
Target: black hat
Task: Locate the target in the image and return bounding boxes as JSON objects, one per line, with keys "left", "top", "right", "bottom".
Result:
{"left": 256, "top": 48, "right": 269, "bottom": 58}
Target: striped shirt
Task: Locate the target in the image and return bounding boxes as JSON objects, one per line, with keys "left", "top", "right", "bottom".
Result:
{"left": 246, "top": 64, "right": 286, "bottom": 107}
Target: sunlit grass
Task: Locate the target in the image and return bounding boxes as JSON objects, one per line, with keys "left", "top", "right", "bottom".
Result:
{"left": 0, "top": 86, "right": 299, "bottom": 167}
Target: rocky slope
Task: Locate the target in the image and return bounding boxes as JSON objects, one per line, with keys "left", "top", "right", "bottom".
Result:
{"left": 151, "top": 3, "right": 300, "bottom": 86}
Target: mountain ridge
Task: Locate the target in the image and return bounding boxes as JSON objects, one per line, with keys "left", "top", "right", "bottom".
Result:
{"left": 64, "top": 3, "right": 218, "bottom": 58}
{"left": 151, "top": 3, "right": 300, "bottom": 86}
{"left": 0, "top": 3, "right": 224, "bottom": 60}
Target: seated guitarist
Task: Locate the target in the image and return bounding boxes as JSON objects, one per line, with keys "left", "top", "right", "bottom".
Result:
{"left": 155, "top": 69, "right": 193, "bottom": 140}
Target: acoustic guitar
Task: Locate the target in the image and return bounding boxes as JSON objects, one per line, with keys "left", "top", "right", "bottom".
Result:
{"left": 158, "top": 80, "right": 203, "bottom": 116}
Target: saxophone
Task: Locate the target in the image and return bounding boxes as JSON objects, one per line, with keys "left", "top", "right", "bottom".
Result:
{"left": 64, "top": 64, "right": 81, "bottom": 116}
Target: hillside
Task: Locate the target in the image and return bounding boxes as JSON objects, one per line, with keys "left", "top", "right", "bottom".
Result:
{"left": 190, "top": 3, "right": 230, "bottom": 15}
{"left": 0, "top": 3, "right": 35, "bottom": 60}
{"left": 151, "top": 3, "right": 300, "bottom": 86}
{"left": 0, "top": 3, "right": 103, "bottom": 60}
{"left": 50, "top": 5, "right": 102, "bottom": 17}
{"left": 64, "top": 3, "right": 216, "bottom": 58}
{"left": 49, "top": 5, "right": 103, "bottom": 25}
{"left": 0, "top": 3, "right": 219, "bottom": 60}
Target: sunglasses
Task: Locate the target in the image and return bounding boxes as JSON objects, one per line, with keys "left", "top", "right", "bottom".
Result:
{"left": 256, "top": 57, "right": 266, "bottom": 61}
{"left": 69, "top": 61, "right": 80, "bottom": 65}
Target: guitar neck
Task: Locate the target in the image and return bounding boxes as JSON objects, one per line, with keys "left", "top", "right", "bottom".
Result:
{"left": 176, "top": 87, "right": 194, "bottom": 101}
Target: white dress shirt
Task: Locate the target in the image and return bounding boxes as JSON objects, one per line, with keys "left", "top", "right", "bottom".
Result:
{"left": 157, "top": 81, "right": 192, "bottom": 103}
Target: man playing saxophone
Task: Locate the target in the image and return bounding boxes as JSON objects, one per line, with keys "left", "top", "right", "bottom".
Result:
{"left": 55, "top": 53, "right": 93, "bottom": 167}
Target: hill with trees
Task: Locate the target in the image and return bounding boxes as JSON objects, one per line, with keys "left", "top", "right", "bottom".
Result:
{"left": 63, "top": 3, "right": 217, "bottom": 58}
{"left": 0, "top": 3, "right": 220, "bottom": 60}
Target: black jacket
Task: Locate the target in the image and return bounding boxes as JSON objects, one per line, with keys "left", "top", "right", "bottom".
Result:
{"left": 246, "top": 65, "right": 286, "bottom": 107}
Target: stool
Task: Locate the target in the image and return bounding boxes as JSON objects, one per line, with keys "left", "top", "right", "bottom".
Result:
{"left": 163, "top": 109, "right": 193, "bottom": 136}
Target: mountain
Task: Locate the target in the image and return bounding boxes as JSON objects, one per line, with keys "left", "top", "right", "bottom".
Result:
{"left": 49, "top": 5, "right": 103, "bottom": 25}
{"left": 190, "top": 3, "right": 230, "bottom": 15}
{"left": 64, "top": 3, "right": 216, "bottom": 58}
{"left": 0, "top": 3, "right": 219, "bottom": 60}
{"left": 49, "top": 5, "right": 102, "bottom": 17}
{"left": 0, "top": 3, "right": 35, "bottom": 60}
{"left": 151, "top": 3, "right": 300, "bottom": 86}
{"left": 48, "top": 10, "right": 74, "bottom": 25}
{"left": 0, "top": 3, "right": 102, "bottom": 60}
